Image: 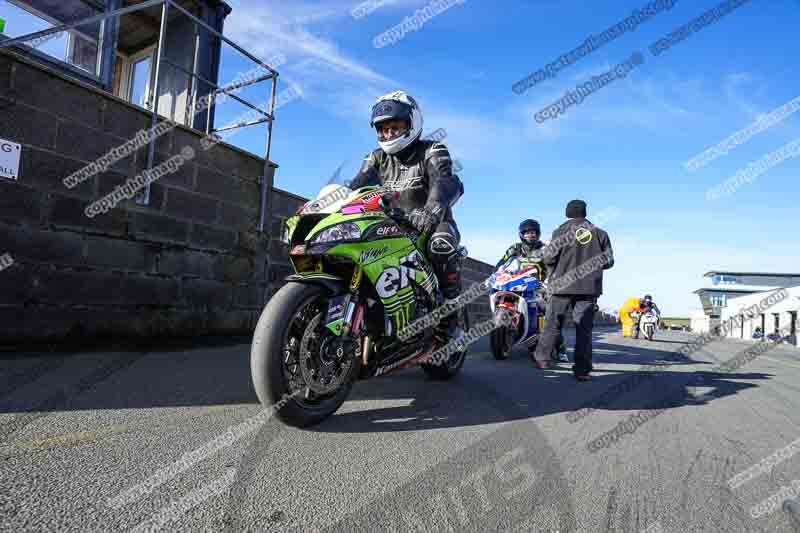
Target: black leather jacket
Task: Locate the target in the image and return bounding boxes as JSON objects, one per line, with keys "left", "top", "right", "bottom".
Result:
{"left": 496, "top": 241, "right": 547, "bottom": 281}
{"left": 346, "top": 139, "right": 463, "bottom": 223}
{"left": 545, "top": 218, "right": 614, "bottom": 296}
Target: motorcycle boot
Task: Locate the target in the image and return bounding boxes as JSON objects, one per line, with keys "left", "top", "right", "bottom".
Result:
{"left": 429, "top": 226, "right": 465, "bottom": 348}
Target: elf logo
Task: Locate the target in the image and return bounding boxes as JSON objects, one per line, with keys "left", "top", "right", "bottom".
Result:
{"left": 376, "top": 225, "right": 401, "bottom": 237}
{"left": 375, "top": 250, "right": 421, "bottom": 298}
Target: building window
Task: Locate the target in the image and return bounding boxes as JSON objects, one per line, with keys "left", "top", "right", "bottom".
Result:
{"left": 710, "top": 294, "right": 727, "bottom": 307}
{"left": 118, "top": 47, "right": 155, "bottom": 109}
{"left": 0, "top": 0, "right": 101, "bottom": 77}
{"left": 66, "top": 32, "right": 98, "bottom": 73}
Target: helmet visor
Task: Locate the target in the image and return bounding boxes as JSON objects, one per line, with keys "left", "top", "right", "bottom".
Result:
{"left": 371, "top": 99, "right": 413, "bottom": 128}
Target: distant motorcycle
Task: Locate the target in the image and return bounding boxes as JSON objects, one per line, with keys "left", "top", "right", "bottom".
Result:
{"left": 487, "top": 257, "right": 555, "bottom": 360}
{"left": 639, "top": 311, "right": 659, "bottom": 341}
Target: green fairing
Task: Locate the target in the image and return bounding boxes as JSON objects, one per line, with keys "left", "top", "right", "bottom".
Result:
{"left": 286, "top": 187, "right": 439, "bottom": 337}
{"left": 325, "top": 318, "right": 344, "bottom": 335}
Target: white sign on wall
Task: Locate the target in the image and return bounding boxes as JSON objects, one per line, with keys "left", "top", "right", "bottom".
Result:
{"left": 0, "top": 138, "right": 21, "bottom": 181}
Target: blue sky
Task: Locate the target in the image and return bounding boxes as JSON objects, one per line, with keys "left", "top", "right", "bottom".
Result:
{"left": 3, "top": 0, "right": 799, "bottom": 316}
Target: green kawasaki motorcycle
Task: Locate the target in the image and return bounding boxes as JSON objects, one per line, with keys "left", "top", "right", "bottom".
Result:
{"left": 251, "top": 185, "right": 471, "bottom": 427}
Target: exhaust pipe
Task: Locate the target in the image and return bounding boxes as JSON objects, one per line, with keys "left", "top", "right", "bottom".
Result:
{"left": 362, "top": 336, "right": 372, "bottom": 367}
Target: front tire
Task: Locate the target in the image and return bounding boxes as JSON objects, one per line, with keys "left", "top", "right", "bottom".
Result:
{"left": 251, "top": 282, "right": 358, "bottom": 428}
{"left": 490, "top": 325, "right": 512, "bottom": 360}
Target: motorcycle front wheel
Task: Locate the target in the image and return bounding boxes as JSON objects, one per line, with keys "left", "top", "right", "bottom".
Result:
{"left": 251, "top": 282, "right": 360, "bottom": 428}
{"left": 490, "top": 326, "right": 509, "bottom": 360}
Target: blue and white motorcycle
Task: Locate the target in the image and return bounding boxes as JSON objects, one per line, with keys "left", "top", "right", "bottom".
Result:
{"left": 487, "top": 257, "right": 551, "bottom": 360}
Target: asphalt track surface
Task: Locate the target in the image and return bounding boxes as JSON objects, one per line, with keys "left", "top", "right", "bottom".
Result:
{"left": 2, "top": 329, "right": 800, "bottom": 532}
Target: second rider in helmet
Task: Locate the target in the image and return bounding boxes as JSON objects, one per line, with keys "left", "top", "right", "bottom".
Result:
{"left": 496, "top": 219, "right": 546, "bottom": 277}
{"left": 496, "top": 219, "right": 569, "bottom": 362}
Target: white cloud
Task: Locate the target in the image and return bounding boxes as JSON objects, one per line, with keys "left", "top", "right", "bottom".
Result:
{"left": 224, "top": 2, "right": 397, "bottom": 88}
{"left": 219, "top": 1, "right": 562, "bottom": 166}
{"left": 512, "top": 61, "right": 705, "bottom": 137}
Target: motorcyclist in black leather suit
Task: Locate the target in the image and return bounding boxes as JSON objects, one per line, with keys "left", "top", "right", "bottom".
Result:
{"left": 346, "top": 91, "right": 465, "bottom": 343}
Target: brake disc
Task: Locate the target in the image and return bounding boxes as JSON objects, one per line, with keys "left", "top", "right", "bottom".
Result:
{"left": 298, "top": 314, "right": 356, "bottom": 395}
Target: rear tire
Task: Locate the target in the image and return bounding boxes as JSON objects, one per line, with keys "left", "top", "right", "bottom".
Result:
{"left": 251, "top": 282, "right": 358, "bottom": 428}
{"left": 422, "top": 307, "right": 470, "bottom": 380}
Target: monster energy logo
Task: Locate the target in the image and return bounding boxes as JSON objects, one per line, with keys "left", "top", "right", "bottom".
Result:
{"left": 388, "top": 302, "right": 413, "bottom": 332}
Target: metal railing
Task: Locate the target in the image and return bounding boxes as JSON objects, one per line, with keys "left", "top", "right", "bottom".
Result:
{"left": 0, "top": 0, "right": 279, "bottom": 234}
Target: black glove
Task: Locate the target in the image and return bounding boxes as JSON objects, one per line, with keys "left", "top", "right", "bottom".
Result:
{"left": 408, "top": 208, "right": 439, "bottom": 234}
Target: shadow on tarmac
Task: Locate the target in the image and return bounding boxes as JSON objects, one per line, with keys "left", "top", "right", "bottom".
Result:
{"left": 0, "top": 331, "right": 770, "bottom": 438}
{"left": 314, "top": 331, "right": 767, "bottom": 434}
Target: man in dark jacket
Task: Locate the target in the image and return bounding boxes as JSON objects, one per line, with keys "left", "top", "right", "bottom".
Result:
{"left": 532, "top": 199, "right": 614, "bottom": 380}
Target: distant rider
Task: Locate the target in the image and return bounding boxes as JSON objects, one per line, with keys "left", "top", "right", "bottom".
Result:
{"left": 632, "top": 294, "right": 661, "bottom": 339}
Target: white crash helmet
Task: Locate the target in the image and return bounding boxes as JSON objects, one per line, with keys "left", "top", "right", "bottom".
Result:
{"left": 370, "top": 90, "right": 423, "bottom": 155}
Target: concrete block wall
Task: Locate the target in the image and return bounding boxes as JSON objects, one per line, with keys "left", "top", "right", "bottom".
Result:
{"left": 462, "top": 257, "right": 494, "bottom": 323}
{"left": 0, "top": 51, "right": 284, "bottom": 343}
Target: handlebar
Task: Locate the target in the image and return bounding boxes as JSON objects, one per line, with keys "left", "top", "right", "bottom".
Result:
{"left": 379, "top": 192, "right": 422, "bottom": 237}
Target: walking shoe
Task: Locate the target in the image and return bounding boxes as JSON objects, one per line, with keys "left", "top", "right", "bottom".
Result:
{"left": 535, "top": 361, "right": 552, "bottom": 370}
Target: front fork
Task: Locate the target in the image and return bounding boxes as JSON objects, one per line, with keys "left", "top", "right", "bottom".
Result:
{"left": 323, "top": 265, "right": 369, "bottom": 359}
